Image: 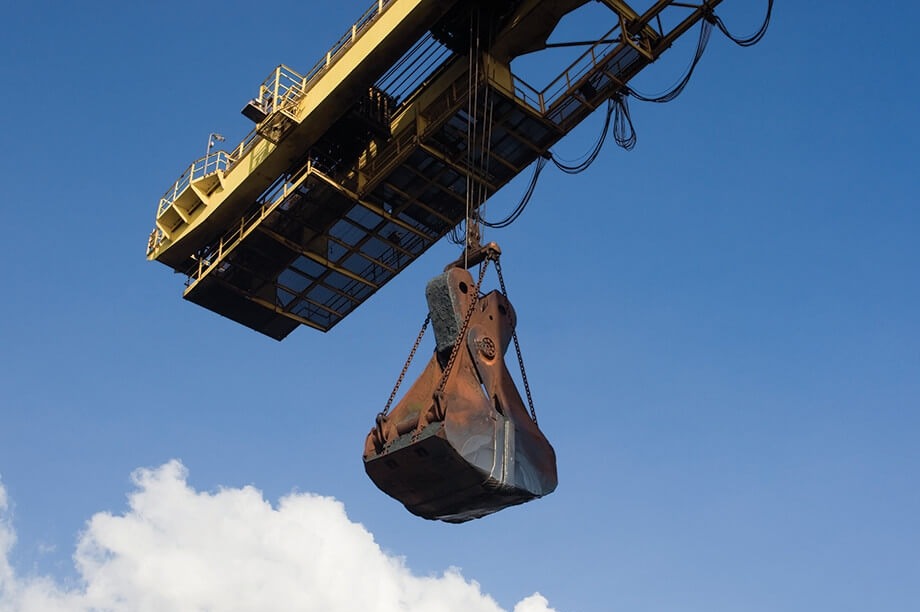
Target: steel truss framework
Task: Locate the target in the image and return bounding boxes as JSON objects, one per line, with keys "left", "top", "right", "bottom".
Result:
{"left": 148, "top": 0, "right": 724, "bottom": 339}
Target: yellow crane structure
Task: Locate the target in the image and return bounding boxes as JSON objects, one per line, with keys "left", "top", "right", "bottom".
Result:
{"left": 145, "top": 0, "right": 771, "bottom": 521}
{"left": 144, "top": 0, "right": 758, "bottom": 340}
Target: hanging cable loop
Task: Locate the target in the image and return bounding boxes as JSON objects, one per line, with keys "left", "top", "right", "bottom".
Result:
{"left": 550, "top": 96, "right": 615, "bottom": 174}
{"left": 612, "top": 93, "right": 637, "bottom": 151}
{"left": 627, "top": 16, "right": 713, "bottom": 104}
{"left": 473, "top": 0, "right": 772, "bottom": 235}
{"left": 481, "top": 155, "right": 547, "bottom": 229}
{"left": 711, "top": 0, "right": 774, "bottom": 47}
{"left": 628, "top": 0, "right": 771, "bottom": 102}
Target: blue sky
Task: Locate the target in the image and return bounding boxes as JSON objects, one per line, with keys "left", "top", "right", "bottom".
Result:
{"left": 1, "top": 1, "right": 918, "bottom": 610}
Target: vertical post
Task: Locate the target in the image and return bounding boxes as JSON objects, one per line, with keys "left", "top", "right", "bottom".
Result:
{"left": 274, "top": 66, "right": 281, "bottom": 113}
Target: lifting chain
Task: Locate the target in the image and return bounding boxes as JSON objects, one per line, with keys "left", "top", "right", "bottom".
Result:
{"left": 380, "top": 314, "right": 430, "bottom": 417}
{"left": 379, "top": 251, "right": 491, "bottom": 419}
{"left": 378, "top": 252, "right": 539, "bottom": 427}
{"left": 494, "top": 258, "right": 539, "bottom": 425}
{"left": 436, "top": 256, "right": 492, "bottom": 395}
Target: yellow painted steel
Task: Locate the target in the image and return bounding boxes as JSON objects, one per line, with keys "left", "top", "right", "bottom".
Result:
{"left": 148, "top": 0, "right": 727, "bottom": 338}
{"left": 149, "top": 0, "right": 461, "bottom": 271}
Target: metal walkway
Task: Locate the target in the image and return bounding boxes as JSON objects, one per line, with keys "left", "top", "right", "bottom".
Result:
{"left": 148, "top": 0, "right": 724, "bottom": 339}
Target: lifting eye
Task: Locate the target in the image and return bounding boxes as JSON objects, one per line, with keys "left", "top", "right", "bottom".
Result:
{"left": 458, "top": 281, "right": 468, "bottom": 294}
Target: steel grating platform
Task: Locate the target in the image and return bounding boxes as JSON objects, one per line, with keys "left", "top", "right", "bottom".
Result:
{"left": 184, "top": 80, "right": 565, "bottom": 338}
{"left": 149, "top": 0, "right": 723, "bottom": 339}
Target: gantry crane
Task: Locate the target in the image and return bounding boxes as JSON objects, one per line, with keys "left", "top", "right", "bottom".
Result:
{"left": 145, "top": 0, "right": 762, "bottom": 339}
{"left": 146, "top": 0, "right": 770, "bottom": 521}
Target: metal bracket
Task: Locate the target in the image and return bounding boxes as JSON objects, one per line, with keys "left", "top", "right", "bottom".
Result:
{"left": 443, "top": 241, "right": 502, "bottom": 271}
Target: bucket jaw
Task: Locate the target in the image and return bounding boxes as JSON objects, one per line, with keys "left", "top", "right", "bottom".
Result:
{"left": 363, "top": 266, "right": 557, "bottom": 523}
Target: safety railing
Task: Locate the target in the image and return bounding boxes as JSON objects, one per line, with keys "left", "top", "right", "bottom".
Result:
{"left": 147, "top": 228, "right": 163, "bottom": 256}
{"left": 255, "top": 64, "right": 308, "bottom": 117}
{"left": 185, "top": 165, "right": 315, "bottom": 285}
{"left": 153, "top": 0, "right": 397, "bottom": 238}
{"left": 156, "top": 150, "right": 231, "bottom": 219}
{"left": 225, "top": 129, "right": 261, "bottom": 172}
{"left": 513, "top": 79, "right": 545, "bottom": 115}
{"left": 543, "top": 27, "right": 622, "bottom": 108}
{"left": 511, "top": 23, "right": 624, "bottom": 117}
{"left": 301, "top": 0, "right": 396, "bottom": 93}
{"left": 350, "top": 124, "right": 418, "bottom": 193}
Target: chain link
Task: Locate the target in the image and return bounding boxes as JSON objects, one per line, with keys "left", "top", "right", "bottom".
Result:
{"left": 494, "top": 259, "right": 539, "bottom": 425}
{"left": 380, "top": 314, "right": 430, "bottom": 417}
{"left": 380, "top": 254, "right": 537, "bottom": 426}
{"left": 436, "top": 257, "right": 492, "bottom": 395}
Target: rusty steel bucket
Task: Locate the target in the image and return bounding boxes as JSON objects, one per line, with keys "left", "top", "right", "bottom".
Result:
{"left": 363, "top": 264, "right": 557, "bottom": 522}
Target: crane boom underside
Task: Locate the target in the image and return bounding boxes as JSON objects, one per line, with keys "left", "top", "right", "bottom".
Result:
{"left": 148, "top": 0, "right": 723, "bottom": 339}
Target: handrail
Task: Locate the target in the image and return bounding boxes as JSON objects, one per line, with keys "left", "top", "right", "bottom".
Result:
{"left": 156, "top": 150, "right": 230, "bottom": 218}
{"left": 511, "top": 0, "right": 715, "bottom": 118}
{"left": 153, "top": 0, "right": 397, "bottom": 234}
{"left": 301, "top": 0, "right": 396, "bottom": 94}
{"left": 511, "top": 23, "right": 624, "bottom": 116}
{"left": 186, "top": 164, "right": 318, "bottom": 285}
{"left": 258, "top": 64, "right": 308, "bottom": 115}
{"left": 512, "top": 78, "right": 545, "bottom": 115}
{"left": 541, "top": 25, "right": 622, "bottom": 109}
{"left": 226, "top": 129, "right": 261, "bottom": 170}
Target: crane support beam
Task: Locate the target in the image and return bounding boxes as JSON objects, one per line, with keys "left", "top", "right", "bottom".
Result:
{"left": 256, "top": 226, "right": 381, "bottom": 291}
{"left": 148, "top": 0, "right": 733, "bottom": 339}
{"left": 653, "top": 2, "right": 720, "bottom": 51}
{"left": 149, "top": 0, "right": 461, "bottom": 271}
{"left": 596, "top": 0, "right": 663, "bottom": 40}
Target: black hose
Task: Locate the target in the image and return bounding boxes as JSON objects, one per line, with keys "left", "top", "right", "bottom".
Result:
{"left": 481, "top": 156, "right": 547, "bottom": 229}
{"left": 711, "top": 0, "right": 774, "bottom": 47}
{"left": 628, "top": 17, "right": 713, "bottom": 104}
{"left": 551, "top": 97, "right": 615, "bottom": 174}
{"left": 612, "top": 94, "right": 637, "bottom": 151}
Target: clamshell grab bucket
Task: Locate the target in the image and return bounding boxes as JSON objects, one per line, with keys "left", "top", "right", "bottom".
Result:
{"left": 363, "top": 266, "right": 557, "bottom": 523}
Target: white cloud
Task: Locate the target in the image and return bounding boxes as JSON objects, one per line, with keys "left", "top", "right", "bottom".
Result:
{"left": 0, "top": 481, "right": 13, "bottom": 588}
{"left": 514, "top": 594, "right": 556, "bottom": 612}
{"left": 0, "top": 461, "right": 556, "bottom": 612}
